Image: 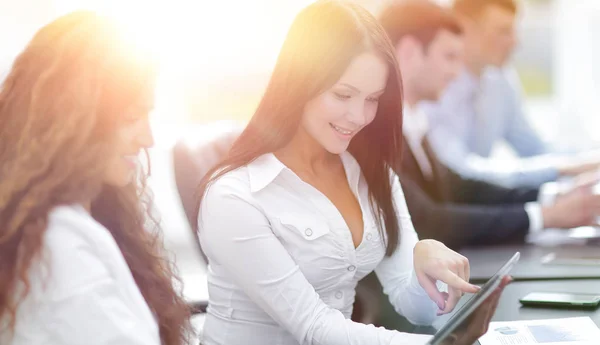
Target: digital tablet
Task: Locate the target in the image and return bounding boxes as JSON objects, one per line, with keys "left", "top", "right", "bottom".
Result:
{"left": 427, "top": 252, "right": 520, "bottom": 345}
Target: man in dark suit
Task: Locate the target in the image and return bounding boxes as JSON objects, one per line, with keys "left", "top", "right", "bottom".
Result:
{"left": 379, "top": 1, "right": 600, "bottom": 250}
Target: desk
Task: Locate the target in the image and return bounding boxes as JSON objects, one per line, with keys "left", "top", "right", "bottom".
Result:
{"left": 461, "top": 245, "right": 600, "bottom": 283}
{"left": 426, "top": 280, "right": 600, "bottom": 344}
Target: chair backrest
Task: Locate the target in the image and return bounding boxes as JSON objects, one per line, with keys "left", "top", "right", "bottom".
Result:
{"left": 172, "top": 121, "right": 244, "bottom": 261}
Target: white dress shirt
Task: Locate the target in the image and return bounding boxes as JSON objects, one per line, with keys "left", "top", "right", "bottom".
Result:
{"left": 2, "top": 205, "right": 161, "bottom": 345}
{"left": 403, "top": 103, "right": 544, "bottom": 233}
{"left": 198, "top": 152, "right": 438, "bottom": 345}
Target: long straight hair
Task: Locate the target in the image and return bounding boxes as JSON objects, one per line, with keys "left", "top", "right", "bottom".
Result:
{"left": 196, "top": 0, "right": 405, "bottom": 256}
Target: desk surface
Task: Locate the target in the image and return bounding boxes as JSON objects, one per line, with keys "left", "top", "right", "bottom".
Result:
{"left": 428, "top": 279, "right": 600, "bottom": 344}
{"left": 461, "top": 244, "right": 600, "bottom": 283}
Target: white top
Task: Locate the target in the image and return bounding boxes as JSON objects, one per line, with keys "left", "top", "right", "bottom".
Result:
{"left": 198, "top": 152, "right": 438, "bottom": 345}
{"left": 2, "top": 205, "right": 161, "bottom": 345}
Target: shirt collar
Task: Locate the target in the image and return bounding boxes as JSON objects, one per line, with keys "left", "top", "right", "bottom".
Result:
{"left": 339, "top": 151, "right": 361, "bottom": 193}
{"left": 461, "top": 68, "right": 480, "bottom": 89}
{"left": 403, "top": 102, "right": 434, "bottom": 178}
{"left": 247, "top": 153, "right": 287, "bottom": 193}
{"left": 403, "top": 103, "right": 429, "bottom": 145}
{"left": 247, "top": 151, "right": 362, "bottom": 193}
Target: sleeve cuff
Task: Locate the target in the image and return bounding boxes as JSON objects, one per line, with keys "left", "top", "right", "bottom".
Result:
{"left": 525, "top": 202, "right": 544, "bottom": 233}
{"left": 538, "top": 181, "right": 560, "bottom": 206}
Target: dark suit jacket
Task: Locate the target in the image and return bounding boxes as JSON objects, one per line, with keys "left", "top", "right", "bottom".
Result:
{"left": 397, "top": 137, "right": 540, "bottom": 250}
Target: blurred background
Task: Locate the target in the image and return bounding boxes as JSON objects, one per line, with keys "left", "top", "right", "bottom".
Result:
{"left": 2, "top": 0, "right": 600, "bottom": 315}
{"left": 2, "top": 0, "right": 598, "bottom": 146}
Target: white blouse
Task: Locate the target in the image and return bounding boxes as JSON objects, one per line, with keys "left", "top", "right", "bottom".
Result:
{"left": 2, "top": 205, "right": 161, "bottom": 345}
{"left": 199, "top": 152, "right": 438, "bottom": 345}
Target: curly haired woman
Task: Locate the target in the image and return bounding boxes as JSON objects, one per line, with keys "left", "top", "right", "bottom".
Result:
{"left": 0, "top": 11, "right": 191, "bottom": 345}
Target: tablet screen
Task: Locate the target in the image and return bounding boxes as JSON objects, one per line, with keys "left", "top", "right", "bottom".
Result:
{"left": 428, "top": 252, "right": 520, "bottom": 345}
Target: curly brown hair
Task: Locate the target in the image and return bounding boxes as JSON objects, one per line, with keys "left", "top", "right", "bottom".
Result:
{"left": 0, "top": 11, "right": 191, "bottom": 345}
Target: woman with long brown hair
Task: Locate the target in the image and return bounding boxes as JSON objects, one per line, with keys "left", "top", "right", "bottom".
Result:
{"left": 0, "top": 11, "right": 191, "bottom": 345}
{"left": 196, "top": 1, "right": 507, "bottom": 344}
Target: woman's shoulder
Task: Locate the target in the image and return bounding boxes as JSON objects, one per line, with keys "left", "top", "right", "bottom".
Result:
{"left": 205, "top": 153, "right": 281, "bottom": 199}
{"left": 205, "top": 164, "right": 252, "bottom": 198}
{"left": 45, "top": 205, "right": 115, "bottom": 258}
{"left": 23, "top": 205, "right": 118, "bottom": 301}
{"left": 48, "top": 205, "right": 103, "bottom": 238}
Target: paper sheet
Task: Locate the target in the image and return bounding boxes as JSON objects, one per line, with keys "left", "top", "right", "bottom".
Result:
{"left": 479, "top": 317, "right": 600, "bottom": 345}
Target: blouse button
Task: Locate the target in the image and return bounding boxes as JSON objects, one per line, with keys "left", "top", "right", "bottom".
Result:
{"left": 348, "top": 265, "right": 356, "bottom": 272}
{"left": 335, "top": 291, "right": 343, "bottom": 299}
{"left": 366, "top": 233, "right": 373, "bottom": 241}
{"left": 305, "top": 228, "right": 313, "bottom": 237}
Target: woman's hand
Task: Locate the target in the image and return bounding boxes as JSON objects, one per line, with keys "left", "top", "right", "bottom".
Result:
{"left": 414, "top": 240, "right": 480, "bottom": 315}
{"left": 441, "top": 276, "right": 513, "bottom": 345}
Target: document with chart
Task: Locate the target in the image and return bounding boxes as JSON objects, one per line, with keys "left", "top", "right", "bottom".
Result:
{"left": 478, "top": 317, "right": 600, "bottom": 345}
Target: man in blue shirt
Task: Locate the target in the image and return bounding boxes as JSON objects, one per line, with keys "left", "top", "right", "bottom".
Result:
{"left": 376, "top": 0, "right": 600, "bottom": 250}
{"left": 422, "top": 0, "right": 600, "bottom": 188}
